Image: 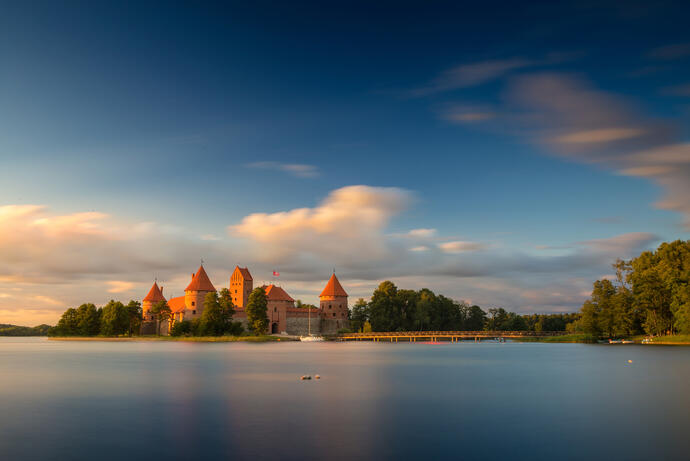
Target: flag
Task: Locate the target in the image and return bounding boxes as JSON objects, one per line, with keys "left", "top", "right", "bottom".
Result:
{"left": 272, "top": 271, "right": 280, "bottom": 276}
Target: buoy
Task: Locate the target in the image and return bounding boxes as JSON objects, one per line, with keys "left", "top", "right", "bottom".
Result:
{"left": 628, "top": 360, "right": 633, "bottom": 363}
{"left": 301, "top": 375, "right": 312, "bottom": 380}
{"left": 314, "top": 375, "right": 321, "bottom": 379}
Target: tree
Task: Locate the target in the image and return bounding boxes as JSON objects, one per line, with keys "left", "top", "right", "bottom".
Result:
{"left": 246, "top": 287, "right": 269, "bottom": 335}
{"left": 125, "top": 300, "right": 143, "bottom": 336}
{"left": 199, "top": 290, "right": 235, "bottom": 336}
{"left": 150, "top": 300, "right": 171, "bottom": 335}
{"left": 100, "top": 300, "right": 129, "bottom": 336}
{"left": 170, "top": 320, "right": 192, "bottom": 337}
{"left": 465, "top": 305, "right": 487, "bottom": 331}
{"left": 76, "top": 303, "right": 101, "bottom": 336}
{"left": 296, "top": 299, "right": 318, "bottom": 310}
{"left": 53, "top": 308, "right": 80, "bottom": 336}
{"left": 350, "top": 298, "right": 369, "bottom": 332}
{"left": 368, "top": 281, "right": 399, "bottom": 331}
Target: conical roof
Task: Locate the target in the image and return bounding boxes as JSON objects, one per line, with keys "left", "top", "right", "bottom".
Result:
{"left": 319, "top": 273, "right": 348, "bottom": 297}
{"left": 185, "top": 265, "right": 217, "bottom": 292}
{"left": 143, "top": 282, "right": 166, "bottom": 303}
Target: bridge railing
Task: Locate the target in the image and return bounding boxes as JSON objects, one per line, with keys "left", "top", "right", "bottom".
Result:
{"left": 339, "top": 330, "right": 568, "bottom": 337}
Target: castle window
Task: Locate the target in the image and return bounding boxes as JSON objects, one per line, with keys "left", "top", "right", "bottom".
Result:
{"left": 192, "top": 310, "right": 196, "bottom": 315}
{"left": 191, "top": 301, "right": 195, "bottom": 306}
{"left": 235, "top": 289, "right": 238, "bottom": 293}
{"left": 274, "top": 307, "right": 277, "bottom": 312}
{"left": 332, "top": 313, "right": 336, "bottom": 317}
{"left": 329, "top": 304, "right": 332, "bottom": 309}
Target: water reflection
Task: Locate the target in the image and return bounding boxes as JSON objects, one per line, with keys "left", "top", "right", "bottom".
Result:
{"left": 0, "top": 338, "right": 688, "bottom": 460}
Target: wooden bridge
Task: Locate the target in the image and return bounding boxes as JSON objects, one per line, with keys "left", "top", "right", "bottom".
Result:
{"left": 338, "top": 331, "right": 569, "bottom": 342}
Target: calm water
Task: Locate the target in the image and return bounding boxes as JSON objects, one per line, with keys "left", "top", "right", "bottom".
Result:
{"left": 0, "top": 338, "right": 688, "bottom": 461}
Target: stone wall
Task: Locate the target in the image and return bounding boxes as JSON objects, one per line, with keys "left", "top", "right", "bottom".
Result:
{"left": 285, "top": 316, "right": 320, "bottom": 336}
{"left": 320, "top": 318, "right": 349, "bottom": 335}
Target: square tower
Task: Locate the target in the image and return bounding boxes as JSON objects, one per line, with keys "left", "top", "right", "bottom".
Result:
{"left": 230, "top": 266, "right": 253, "bottom": 308}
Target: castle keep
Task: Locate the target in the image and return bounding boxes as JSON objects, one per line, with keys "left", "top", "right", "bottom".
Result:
{"left": 142, "top": 265, "right": 349, "bottom": 335}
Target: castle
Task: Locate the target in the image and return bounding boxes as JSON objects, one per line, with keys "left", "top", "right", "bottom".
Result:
{"left": 141, "top": 265, "right": 349, "bottom": 335}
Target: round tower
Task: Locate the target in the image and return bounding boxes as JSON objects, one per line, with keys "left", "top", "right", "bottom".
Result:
{"left": 184, "top": 264, "right": 216, "bottom": 319}
{"left": 142, "top": 281, "right": 166, "bottom": 321}
{"left": 319, "top": 273, "right": 349, "bottom": 321}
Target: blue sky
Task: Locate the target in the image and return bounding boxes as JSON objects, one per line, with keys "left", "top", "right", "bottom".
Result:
{"left": 1, "top": 1, "right": 690, "bottom": 324}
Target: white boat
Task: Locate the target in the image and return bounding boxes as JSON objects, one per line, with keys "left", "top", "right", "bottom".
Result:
{"left": 300, "top": 304, "right": 324, "bottom": 342}
{"left": 300, "top": 335, "right": 324, "bottom": 342}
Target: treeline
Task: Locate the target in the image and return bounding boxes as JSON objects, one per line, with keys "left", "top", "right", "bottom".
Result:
{"left": 47, "top": 287, "right": 272, "bottom": 337}
{"left": 49, "top": 300, "right": 143, "bottom": 336}
{"left": 349, "top": 280, "right": 578, "bottom": 332}
{"left": 0, "top": 324, "right": 51, "bottom": 336}
{"left": 574, "top": 240, "right": 690, "bottom": 337}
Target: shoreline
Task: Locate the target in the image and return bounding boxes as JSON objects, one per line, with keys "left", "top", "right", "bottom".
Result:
{"left": 47, "top": 335, "right": 296, "bottom": 342}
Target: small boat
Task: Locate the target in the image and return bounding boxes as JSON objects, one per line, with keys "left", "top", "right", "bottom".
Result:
{"left": 300, "top": 305, "right": 325, "bottom": 341}
{"left": 300, "top": 375, "right": 312, "bottom": 380}
{"left": 621, "top": 340, "right": 634, "bottom": 344}
{"left": 300, "top": 335, "right": 324, "bottom": 342}
{"left": 609, "top": 339, "right": 623, "bottom": 344}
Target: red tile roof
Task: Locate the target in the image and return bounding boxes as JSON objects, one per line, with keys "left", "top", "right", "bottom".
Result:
{"left": 264, "top": 284, "right": 294, "bottom": 302}
{"left": 168, "top": 296, "right": 186, "bottom": 313}
{"left": 236, "top": 266, "right": 253, "bottom": 281}
{"left": 320, "top": 273, "right": 348, "bottom": 297}
{"left": 185, "top": 265, "right": 216, "bottom": 292}
{"left": 143, "top": 282, "right": 166, "bottom": 303}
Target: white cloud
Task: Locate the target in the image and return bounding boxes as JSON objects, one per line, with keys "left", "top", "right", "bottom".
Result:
{"left": 406, "top": 228, "right": 437, "bottom": 238}
{"left": 106, "top": 281, "right": 135, "bottom": 293}
{"left": 230, "top": 185, "right": 412, "bottom": 265}
{"left": 246, "top": 161, "right": 320, "bottom": 178}
{"left": 438, "top": 241, "right": 487, "bottom": 253}
{"left": 409, "top": 246, "right": 429, "bottom": 252}
{"left": 411, "top": 58, "right": 531, "bottom": 96}
{"left": 508, "top": 73, "right": 690, "bottom": 228}
{"left": 555, "top": 128, "right": 646, "bottom": 144}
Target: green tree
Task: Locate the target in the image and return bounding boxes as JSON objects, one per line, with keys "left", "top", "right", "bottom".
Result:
{"left": 100, "top": 300, "right": 129, "bottom": 336}
{"left": 53, "top": 308, "right": 80, "bottom": 336}
{"left": 465, "top": 305, "right": 487, "bottom": 331}
{"left": 199, "top": 290, "right": 235, "bottom": 336}
{"left": 150, "top": 300, "right": 171, "bottom": 335}
{"left": 76, "top": 303, "right": 101, "bottom": 336}
{"left": 350, "top": 298, "right": 369, "bottom": 332}
{"left": 296, "top": 299, "right": 318, "bottom": 310}
{"left": 170, "top": 320, "right": 192, "bottom": 337}
{"left": 368, "top": 281, "right": 399, "bottom": 331}
{"left": 246, "top": 287, "right": 269, "bottom": 335}
{"left": 125, "top": 300, "right": 143, "bottom": 336}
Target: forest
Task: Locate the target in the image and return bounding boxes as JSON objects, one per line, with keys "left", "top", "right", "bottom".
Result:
{"left": 573, "top": 240, "right": 690, "bottom": 337}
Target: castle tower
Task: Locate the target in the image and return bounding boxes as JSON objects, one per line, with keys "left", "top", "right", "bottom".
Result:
{"left": 142, "top": 281, "right": 166, "bottom": 321}
{"left": 230, "top": 266, "right": 253, "bottom": 309}
{"left": 184, "top": 264, "right": 216, "bottom": 319}
{"left": 319, "top": 273, "right": 348, "bottom": 320}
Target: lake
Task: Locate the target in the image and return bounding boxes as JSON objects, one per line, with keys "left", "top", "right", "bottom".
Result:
{"left": 0, "top": 337, "right": 688, "bottom": 460}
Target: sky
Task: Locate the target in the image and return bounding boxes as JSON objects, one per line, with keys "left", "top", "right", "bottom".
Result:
{"left": 2, "top": 0, "right": 690, "bottom": 325}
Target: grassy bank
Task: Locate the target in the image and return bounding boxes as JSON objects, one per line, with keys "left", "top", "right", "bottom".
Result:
{"left": 513, "top": 334, "right": 598, "bottom": 344}
{"left": 49, "top": 335, "right": 287, "bottom": 342}
{"left": 643, "top": 334, "right": 690, "bottom": 345}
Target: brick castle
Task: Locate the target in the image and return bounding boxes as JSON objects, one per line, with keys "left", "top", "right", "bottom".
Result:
{"left": 141, "top": 265, "right": 349, "bottom": 335}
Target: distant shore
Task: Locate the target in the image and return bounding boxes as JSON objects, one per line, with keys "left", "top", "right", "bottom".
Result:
{"left": 514, "top": 333, "right": 690, "bottom": 345}
{"left": 48, "top": 335, "right": 295, "bottom": 342}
